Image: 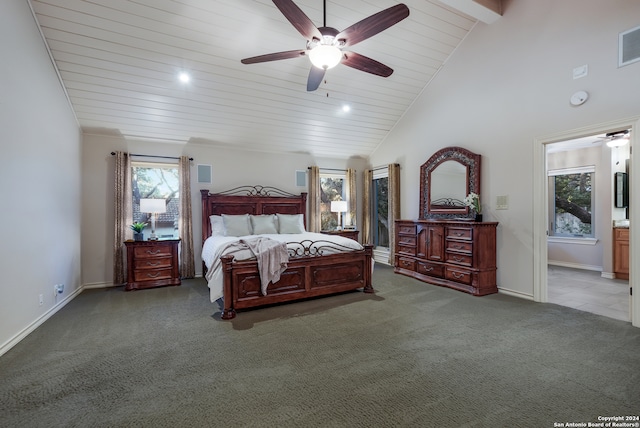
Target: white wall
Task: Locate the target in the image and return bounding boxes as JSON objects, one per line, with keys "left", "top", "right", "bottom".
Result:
{"left": 0, "top": 0, "right": 81, "bottom": 353}
{"left": 81, "top": 134, "right": 367, "bottom": 286}
{"left": 369, "top": 0, "right": 640, "bottom": 298}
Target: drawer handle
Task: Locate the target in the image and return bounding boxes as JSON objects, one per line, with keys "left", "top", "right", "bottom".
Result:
{"left": 455, "top": 232, "right": 463, "bottom": 237}
{"left": 146, "top": 272, "right": 161, "bottom": 278}
{"left": 452, "top": 272, "right": 466, "bottom": 279}
{"left": 146, "top": 250, "right": 162, "bottom": 255}
{"left": 453, "top": 256, "right": 464, "bottom": 262}
{"left": 453, "top": 244, "right": 463, "bottom": 249}
{"left": 424, "top": 266, "right": 433, "bottom": 272}
{"left": 146, "top": 261, "right": 160, "bottom": 267}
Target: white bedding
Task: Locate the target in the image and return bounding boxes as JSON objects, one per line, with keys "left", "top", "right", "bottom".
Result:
{"left": 202, "top": 232, "right": 366, "bottom": 303}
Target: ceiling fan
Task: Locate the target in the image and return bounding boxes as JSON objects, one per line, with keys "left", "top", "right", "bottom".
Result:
{"left": 241, "top": 0, "right": 410, "bottom": 91}
{"left": 593, "top": 130, "right": 630, "bottom": 147}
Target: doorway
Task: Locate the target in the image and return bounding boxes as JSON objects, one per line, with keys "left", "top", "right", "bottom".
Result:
{"left": 532, "top": 117, "right": 639, "bottom": 327}
{"left": 545, "top": 131, "right": 630, "bottom": 321}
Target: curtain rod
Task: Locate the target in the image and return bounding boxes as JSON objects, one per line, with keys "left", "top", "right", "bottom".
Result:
{"left": 308, "top": 167, "right": 347, "bottom": 172}
{"left": 111, "top": 152, "right": 193, "bottom": 161}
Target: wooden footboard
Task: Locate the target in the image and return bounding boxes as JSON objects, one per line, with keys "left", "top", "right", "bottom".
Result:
{"left": 220, "top": 244, "right": 374, "bottom": 319}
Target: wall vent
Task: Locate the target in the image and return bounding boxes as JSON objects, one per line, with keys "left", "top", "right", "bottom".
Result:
{"left": 619, "top": 25, "right": 640, "bottom": 67}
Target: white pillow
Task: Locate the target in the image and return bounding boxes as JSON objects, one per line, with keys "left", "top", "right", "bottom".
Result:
{"left": 250, "top": 214, "right": 278, "bottom": 234}
{"left": 277, "top": 214, "right": 306, "bottom": 234}
{"left": 222, "top": 214, "right": 252, "bottom": 236}
{"left": 209, "top": 215, "right": 225, "bottom": 237}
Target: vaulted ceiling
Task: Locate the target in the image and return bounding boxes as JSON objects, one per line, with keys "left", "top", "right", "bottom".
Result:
{"left": 29, "top": 0, "right": 494, "bottom": 158}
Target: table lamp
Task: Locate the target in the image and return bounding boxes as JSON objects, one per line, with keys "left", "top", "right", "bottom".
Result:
{"left": 330, "top": 200, "right": 348, "bottom": 231}
{"left": 139, "top": 198, "right": 166, "bottom": 240}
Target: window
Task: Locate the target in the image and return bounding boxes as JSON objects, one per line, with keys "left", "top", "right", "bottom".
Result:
{"left": 132, "top": 162, "right": 180, "bottom": 239}
{"left": 320, "top": 173, "right": 345, "bottom": 230}
{"left": 372, "top": 171, "right": 389, "bottom": 248}
{"left": 548, "top": 166, "right": 595, "bottom": 238}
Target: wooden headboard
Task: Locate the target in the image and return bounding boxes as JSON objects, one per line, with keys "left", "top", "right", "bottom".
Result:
{"left": 200, "top": 186, "right": 308, "bottom": 243}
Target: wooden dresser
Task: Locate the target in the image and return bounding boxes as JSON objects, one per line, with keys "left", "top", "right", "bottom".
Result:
{"left": 394, "top": 220, "right": 498, "bottom": 296}
{"left": 613, "top": 228, "right": 629, "bottom": 280}
{"left": 125, "top": 239, "right": 181, "bottom": 291}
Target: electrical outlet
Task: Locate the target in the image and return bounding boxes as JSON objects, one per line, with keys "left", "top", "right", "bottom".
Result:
{"left": 39, "top": 294, "right": 44, "bottom": 306}
{"left": 54, "top": 284, "right": 64, "bottom": 297}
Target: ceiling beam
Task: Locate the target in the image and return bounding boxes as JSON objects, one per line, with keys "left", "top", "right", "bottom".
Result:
{"left": 439, "top": 0, "right": 502, "bottom": 24}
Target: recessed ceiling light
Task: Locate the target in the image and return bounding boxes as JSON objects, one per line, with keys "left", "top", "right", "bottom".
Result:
{"left": 342, "top": 105, "right": 351, "bottom": 113}
{"left": 178, "top": 72, "right": 190, "bottom": 83}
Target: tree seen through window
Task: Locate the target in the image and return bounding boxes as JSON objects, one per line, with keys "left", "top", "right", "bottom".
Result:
{"left": 132, "top": 163, "right": 180, "bottom": 238}
{"left": 550, "top": 170, "right": 594, "bottom": 237}
{"left": 320, "top": 175, "right": 344, "bottom": 230}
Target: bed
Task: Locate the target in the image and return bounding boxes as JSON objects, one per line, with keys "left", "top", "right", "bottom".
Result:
{"left": 200, "top": 186, "right": 374, "bottom": 319}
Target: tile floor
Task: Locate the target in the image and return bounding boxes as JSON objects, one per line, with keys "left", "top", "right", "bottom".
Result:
{"left": 547, "top": 265, "right": 630, "bottom": 321}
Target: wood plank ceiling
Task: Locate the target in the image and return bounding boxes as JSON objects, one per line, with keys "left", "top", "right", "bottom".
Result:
{"left": 29, "top": 0, "right": 478, "bottom": 159}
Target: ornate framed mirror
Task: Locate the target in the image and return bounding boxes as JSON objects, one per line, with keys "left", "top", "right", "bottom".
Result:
{"left": 419, "top": 146, "right": 481, "bottom": 219}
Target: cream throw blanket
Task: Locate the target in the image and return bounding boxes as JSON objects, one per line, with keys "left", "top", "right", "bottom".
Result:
{"left": 241, "top": 237, "right": 289, "bottom": 295}
{"left": 208, "top": 237, "right": 289, "bottom": 296}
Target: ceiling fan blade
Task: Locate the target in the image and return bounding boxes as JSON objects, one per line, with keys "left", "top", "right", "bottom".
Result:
{"left": 241, "top": 50, "right": 307, "bottom": 64}
{"left": 336, "top": 4, "right": 409, "bottom": 47}
{"left": 341, "top": 51, "right": 393, "bottom": 77}
{"left": 307, "top": 66, "right": 326, "bottom": 91}
{"left": 273, "top": 0, "right": 323, "bottom": 41}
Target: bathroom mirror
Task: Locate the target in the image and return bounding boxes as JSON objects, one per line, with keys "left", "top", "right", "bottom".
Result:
{"left": 420, "top": 146, "right": 481, "bottom": 219}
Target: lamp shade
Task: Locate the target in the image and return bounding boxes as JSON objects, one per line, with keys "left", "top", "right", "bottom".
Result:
{"left": 139, "top": 198, "right": 166, "bottom": 214}
{"left": 330, "top": 200, "right": 348, "bottom": 213}
{"left": 309, "top": 45, "right": 343, "bottom": 70}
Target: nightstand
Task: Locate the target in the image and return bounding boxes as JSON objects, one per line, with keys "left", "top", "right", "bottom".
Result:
{"left": 321, "top": 229, "right": 360, "bottom": 241}
{"left": 125, "top": 239, "right": 181, "bottom": 291}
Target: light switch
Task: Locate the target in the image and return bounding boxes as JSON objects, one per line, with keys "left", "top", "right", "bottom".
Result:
{"left": 496, "top": 195, "right": 508, "bottom": 210}
{"left": 573, "top": 64, "right": 588, "bottom": 79}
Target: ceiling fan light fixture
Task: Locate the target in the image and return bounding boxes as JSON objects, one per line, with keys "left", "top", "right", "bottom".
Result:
{"left": 606, "top": 137, "right": 629, "bottom": 148}
{"left": 309, "top": 45, "right": 342, "bottom": 70}
{"left": 606, "top": 130, "right": 630, "bottom": 147}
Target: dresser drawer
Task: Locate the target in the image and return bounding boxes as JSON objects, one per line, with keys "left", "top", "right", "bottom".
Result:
{"left": 133, "top": 245, "right": 173, "bottom": 259}
{"left": 445, "top": 266, "right": 473, "bottom": 285}
{"left": 396, "top": 257, "right": 416, "bottom": 271}
{"left": 397, "top": 224, "right": 417, "bottom": 235}
{"left": 132, "top": 267, "right": 175, "bottom": 283}
{"left": 446, "top": 227, "right": 473, "bottom": 240}
{"left": 417, "top": 261, "right": 444, "bottom": 277}
{"left": 398, "top": 235, "right": 416, "bottom": 246}
{"left": 397, "top": 245, "right": 416, "bottom": 256}
{"left": 133, "top": 256, "right": 173, "bottom": 270}
{"left": 446, "top": 240, "right": 473, "bottom": 253}
{"left": 446, "top": 252, "right": 472, "bottom": 267}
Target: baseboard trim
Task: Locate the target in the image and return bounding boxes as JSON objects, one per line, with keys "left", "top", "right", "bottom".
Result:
{"left": 498, "top": 287, "right": 534, "bottom": 301}
{"left": 548, "top": 260, "right": 602, "bottom": 272}
{"left": 0, "top": 287, "right": 83, "bottom": 357}
{"left": 83, "top": 281, "right": 119, "bottom": 289}
{"left": 83, "top": 275, "right": 203, "bottom": 290}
